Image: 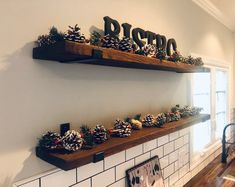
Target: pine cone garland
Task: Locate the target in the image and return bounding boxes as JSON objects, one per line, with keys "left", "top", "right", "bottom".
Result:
{"left": 93, "top": 124, "right": 108, "bottom": 144}
{"left": 101, "top": 34, "right": 119, "bottom": 49}
{"left": 142, "top": 114, "right": 156, "bottom": 127}
{"left": 113, "top": 119, "right": 132, "bottom": 137}
{"left": 80, "top": 125, "right": 94, "bottom": 149}
{"left": 64, "top": 24, "right": 86, "bottom": 43}
{"left": 130, "top": 119, "right": 142, "bottom": 130}
{"left": 118, "top": 37, "right": 132, "bottom": 52}
{"left": 62, "top": 130, "right": 83, "bottom": 152}
{"left": 38, "top": 131, "right": 62, "bottom": 150}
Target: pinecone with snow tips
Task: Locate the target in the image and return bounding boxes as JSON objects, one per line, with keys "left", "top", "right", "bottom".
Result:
{"left": 101, "top": 34, "right": 119, "bottom": 49}
{"left": 62, "top": 130, "right": 83, "bottom": 152}
{"left": 142, "top": 114, "right": 156, "bottom": 127}
{"left": 118, "top": 37, "right": 132, "bottom": 52}
{"left": 113, "top": 119, "right": 132, "bottom": 137}
{"left": 64, "top": 24, "right": 86, "bottom": 43}
{"left": 93, "top": 124, "right": 108, "bottom": 144}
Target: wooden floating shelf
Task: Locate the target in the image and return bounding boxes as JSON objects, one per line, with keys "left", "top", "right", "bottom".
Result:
{"left": 33, "top": 41, "right": 210, "bottom": 73}
{"left": 36, "top": 114, "right": 210, "bottom": 170}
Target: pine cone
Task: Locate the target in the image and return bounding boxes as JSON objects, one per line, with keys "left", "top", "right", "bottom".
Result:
{"left": 93, "top": 124, "right": 108, "bottom": 144}
{"left": 118, "top": 37, "right": 132, "bottom": 52}
{"left": 64, "top": 24, "right": 86, "bottom": 43}
{"left": 37, "top": 35, "right": 54, "bottom": 47}
{"left": 101, "top": 34, "right": 119, "bottom": 49}
{"left": 142, "top": 114, "right": 156, "bottom": 127}
{"left": 155, "top": 113, "right": 166, "bottom": 127}
{"left": 194, "top": 57, "right": 204, "bottom": 66}
{"left": 113, "top": 119, "right": 132, "bottom": 137}
{"left": 62, "top": 130, "right": 83, "bottom": 152}
{"left": 168, "top": 51, "right": 182, "bottom": 62}
{"left": 130, "top": 119, "right": 142, "bottom": 130}
{"left": 164, "top": 112, "right": 172, "bottom": 123}
{"left": 142, "top": 44, "right": 157, "bottom": 57}
{"left": 80, "top": 125, "right": 93, "bottom": 149}
{"left": 38, "top": 131, "right": 62, "bottom": 150}
{"left": 90, "top": 31, "right": 101, "bottom": 46}
{"left": 156, "top": 48, "right": 166, "bottom": 61}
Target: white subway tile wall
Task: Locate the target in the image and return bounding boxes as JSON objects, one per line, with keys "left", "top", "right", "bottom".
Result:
{"left": 13, "top": 127, "right": 222, "bottom": 187}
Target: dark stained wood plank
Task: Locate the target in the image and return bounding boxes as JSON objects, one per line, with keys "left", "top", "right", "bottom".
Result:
{"left": 184, "top": 152, "right": 235, "bottom": 187}
{"left": 32, "top": 41, "right": 210, "bottom": 73}
{"left": 36, "top": 114, "right": 210, "bottom": 171}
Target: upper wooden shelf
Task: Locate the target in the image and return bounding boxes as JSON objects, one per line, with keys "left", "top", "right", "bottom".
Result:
{"left": 33, "top": 41, "right": 210, "bottom": 73}
{"left": 36, "top": 114, "right": 210, "bottom": 170}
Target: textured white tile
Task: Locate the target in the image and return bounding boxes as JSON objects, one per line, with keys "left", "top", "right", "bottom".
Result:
{"left": 77, "top": 161, "right": 103, "bottom": 182}
{"left": 109, "top": 178, "right": 125, "bottom": 187}
{"left": 169, "top": 132, "right": 179, "bottom": 141}
{"left": 179, "top": 164, "right": 189, "bottom": 178}
{"left": 92, "top": 168, "right": 115, "bottom": 187}
{"left": 126, "top": 145, "right": 143, "bottom": 160}
{"left": 105, "top": 151, "right": 125, "bottom": 170}
{"left": 143, "top": 139, "right": 157, "bottom": 152}
{"left": 18, "top": 180, "right": 39, "bottom": 187}
{"left": 169, "top": 171, "right": 179, "bottom": 186}
{"left": 72, "top": 179, "right": 91, "bottom": 187}
{"left": 179, "top": 128, "right": 189, "bottom": 136}
{"left": 183, "top": 134, "right": 189, "bottom": 144}
{"left": 183, "top": 153, "right": 189, "bottom": 165}
{"left": 174, "top": 161, "right": 179, "bottom": 171}
{"left": 116, "top": 159, "right": 134, "bottom": 180}
{"left": 160, "top": 155, "right": 169, "bottom": 169}
{"left": 163, "top": 163, "right": 174, "bottom": 179}
{"left": 169, "top": 150, "right": 178, "bottom": 164}
{"left": 41, "top": 169, "right": 76, "bottom": 187}
{"left": 151, "top": 146, "right": 164, "bottom": 158}
{"left": 174, "top": 137, "right": 184, "bottom": 150}
{"left": 158, "top": 135, "right": 169, "bottom": 146}
{"left": 135, "top": 152, "right": 151, "bottom": 165}
{"left": 164, "top": 141, "right": 174, "bottom": 155}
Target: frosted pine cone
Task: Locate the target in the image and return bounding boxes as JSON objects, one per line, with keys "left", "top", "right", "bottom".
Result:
{"left": 64, "top": 24, "right": 86, "bottom": 43}
{"left": 62, "top": 130, "right": 83, "bottom": 152}
{"left": 38, "top": 131, "right": 62, "bottom": 150}
{"left": 37, "top": 35, "right": 54, "bottom": 47}
{"left": 156, "top": 48, "right": 166, "bottom": 61}
{"left": 101, "top": 34, "right": 119, "bottom": 49}
{"left": 93, "top": 124, "right": 108, "bottom": 144}
{"left": 142, "top": 44, "right": 157, "bottom": 57}
{"left": 118, "top": 37, "right": 132, "bottom": 52}
{"left": 113, "top": 119, "right": 132, "bottom": 137}
{"left": 155, "top": 113, "right": 166, "bottom": 127}
{"left": 142, "top": 114, "right": 156, "bottom": 127}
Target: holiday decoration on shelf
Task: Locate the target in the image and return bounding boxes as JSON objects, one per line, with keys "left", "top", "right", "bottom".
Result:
{"left": 112, "top": 119, "right": 132, "bottom": 137}
{"left": 101, "top": 34, "right": 119, "bottom": 49}
{"left": 64, "top": 24, "right": 87, "bottom": 43}
{"left": 156, "top": 48, "right": 167, "bottom": 61}
{"left": 168, "top": 51, "right": 182, "bottom": 62}
{"left": 90, "top": 30, "right": 102, "bottom": 46}
{"left": 36, "top": 26, "right": 64, "bottom": 47}
{"left": 142, "top": 114, "right": 156, "bottom": 127}
{"left": 80, "top": 125, "right": 93, "bottom": 149}
{"left": 62, "top": 130, "right": 83, "bottom": 152}
{"left": 141, "top": 44, "right": 157, "bottom": 57}
{"left": 38, "top": 131, "right": 62, "bottom": 150}
{"left": 118, "top": 37, "right": 133, "bottom": 52}
{"left": 130, "top": 114, "right": 142, "bottom": 130}
{"left": 155, "top": 113, "right": 166, "bottom": 127}
{"left": 93, "top": 124, "right": 108, "bottom": 144}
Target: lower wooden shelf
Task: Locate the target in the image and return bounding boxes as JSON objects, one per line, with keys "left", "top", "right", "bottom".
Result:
{"left": 36, "top": 114, "right": 210, "bottom": 170}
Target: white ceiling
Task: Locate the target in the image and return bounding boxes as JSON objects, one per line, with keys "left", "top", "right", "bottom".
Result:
{"left": 192, "top": 0, "right": 235, "bottom": 31}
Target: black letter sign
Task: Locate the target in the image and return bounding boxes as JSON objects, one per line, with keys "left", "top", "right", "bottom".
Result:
{"left": 156, "top": 34, "right": 166, "bottom": 49}
{"left": 166, "top": 38, "right": 177, "bottom": 56}
{"left": 103, "top": 16, "right": 120, "bottom": 37}
{"left": 132, "top": 28, "right": 146, "bottom": 48}
{"left": 145, "top": 31, "right": 156, "bottom": 45}
{"left": 122, "top": 23, "right": 132, "bottom": 38}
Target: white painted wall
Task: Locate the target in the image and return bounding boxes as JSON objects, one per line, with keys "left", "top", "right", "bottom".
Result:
{"left": 0, "top": 0, "right": 233, "bottom": 186}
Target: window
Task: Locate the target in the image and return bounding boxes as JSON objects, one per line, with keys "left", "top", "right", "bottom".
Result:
{"left": 191, "top": 67, "right": 228, "bottom": 154}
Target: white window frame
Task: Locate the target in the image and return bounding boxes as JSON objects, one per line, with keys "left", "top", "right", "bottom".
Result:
{"left": 189, "top": 54, "right": 232, "bottom": 169}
